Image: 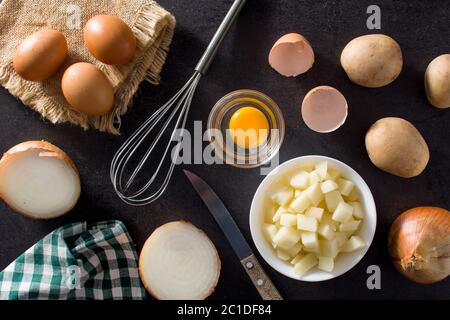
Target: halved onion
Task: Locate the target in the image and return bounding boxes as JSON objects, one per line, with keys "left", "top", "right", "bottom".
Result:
{"left": 139, "top": 221, "right": 221, "bottom": 300}
{"left": 0, "top": 141, "right": 81, "bottom": 219}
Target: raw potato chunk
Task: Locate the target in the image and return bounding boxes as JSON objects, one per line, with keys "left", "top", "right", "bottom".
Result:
{"left": 304, "top": 183, "right": 324, "bottom": 206}
{"left": 349, "top": 201, "right": 364, "bottom": 219}
{"left": 297, "top": 215, "right": 318, "bottom": 232}
{"left": 306, "top": 207, "right": 324, "bottom": 221}
{"left": 273, "top": 227, "right": 301, "bottom": 250}
{"left": 291, "top": 253, "right": 305, "bottom": 265}
{"left": 294, "top": 253, "right": 318, "bottom": 276}
{"left": 345, "top": 188, "right": 359, "bottom": 202}
{"left": 326, "top": 168, "right": 340, "bottom": 181}
{"left": 273, "top": 206, "right": 289, "bottom": 222}
{"left": 315, "top": 161, "right": 328, "bottom": 180}
{"left": 290, "top": 193, "right": 311, "bottom": 213}
{"left": 309, "top": 170, "right": 321, "bottom": 185}
{"left": 280, "top": 213, "right": 297, "bottom": 227}
{"left": 301, "top": 232, "right": 319, "bottom": 251}
{"left": 332, "top": 202, "right": 354, "bottom": 223}
{"left": 286, "top": 242, "right": 303, "bottom": 257}
{"left": 290, "top": 171, "right": 309, "bottom": 189}
{"left": 341, "top": 236, "right": 365, "bottom": 252}
{"left": 322, "top": 213, "right": 339, "bottom": 231}
{"left": 325, "top": 190, "right": 343, "bottom": 212}
{"left": 318, "top": 257, "right": 334, "bottom": 272}
{"left": 321, "top": 180, "right": 338, "bottom": 194}
{"left": 335, "top": 232, "right": 348, "bottom": 247}
{"left": 318, "top": 223, "right": 335, "bottom": 240}
{"left": 277, "top": 249, "right": 291, "bottom": 261}
{"left": 263, "top": 224, "right": 278, "bottom": 241}
{"left": 271, "top": 187, "right": 294, "bottom": 206}
{"left": 337, "top": 178, "right": 355, "bottom": 196}
{"left": 320, "top": 239, "right": 339, "bottom": 258}
{"left": 339, "top": 220, "right": 361, "bottom": 232}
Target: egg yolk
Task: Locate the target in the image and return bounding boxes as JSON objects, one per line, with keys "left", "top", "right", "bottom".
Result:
{"left": 229, "top": 106, "right": 269, "bottom": 149}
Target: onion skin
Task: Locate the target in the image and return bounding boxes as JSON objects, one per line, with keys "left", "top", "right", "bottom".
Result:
{"left": 388, "top": 207, "right": 450, "bottom": 284}
{"left": 0, "top": 140, "right": 80, "bottom": 219}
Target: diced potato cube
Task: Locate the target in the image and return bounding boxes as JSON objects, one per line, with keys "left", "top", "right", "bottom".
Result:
{"left": 263, "top": 224, "right": 278, "bottom": 241}
{"left": 325, "top": 167, "right": 341, "bottom": 181}
{"left": 271, "top": 187, "right": 294, "bottom": 206}
{"left": 266, "top": 205, "right": 278, "bottom": 223}
{"left": 293, "top": 253, "right": 318, "bottom": 276}
{"left": 345, "top": 187, "right": 359, "bottom": 201}
{"left": 320, "top": 239, "right": 339, "bottom": 258}
{"left": 335, "top": 232, "right": 349, "bottom": 247}
{"left": 338, "top": 178, "right": 355, "bottom": 196}
{"left": 332, "top": 202, "right": 354, "bottom": 223}
{"left": 318, "top": 257, "right": 334, "bottom": 272}
{"left": 276, "top": 249, "right": 291, "bottom": 261}
{"left": 309, "top": 170, "right": 321, "bottom": 186}
{"left": 321, "top": 213, "right": 339, "bottom": 231}
{"left": 349, "top": 201, "right": 364, "bottom": 219}
{"left": 320, "top": 180, "right": 338, "bottom": 194}
{"left": 318, "top": 223, "right": 336, "bottom": 240}
{"left": 325, "top": 190, "right": 343, "bottom": 212}
{"left": 290, "top": 171, "right": 310, "bottom": 189}
{"left": 315, "top": 161, "right": 328, "bottom": 180}
{"left": 273, "top": 227, "right": 301, "bottom": 250}
{"left": 294, "top": 189, "right": 302, "bottom": 198}
{"left": 280, "top": 213, "right": 297, "bottom": 227}
{"left": 306, "top": 207, "right": 324, "bottom": 221}
{"left": 301, "top": 232, "right": 319, "bottom": 250}
{"left": 339, "top": 220, "right": 361, "bottom": 232}
{"left": 341, "top": 236, "right": 365, "bottom": 252}
{"left": 286, "top": 242, "right": 303, "bottom": 257}
{"left": 272, "top": 206, "right": 289, "bottom": 222}
{"left": 304, "top": 183, "right": 324, "bottom": 206}
{"left": 297, "top": 215, "right": 318, "bottom": 232}
{"left": 290, "top": 253, "right": 305, "bottom": 265}
{"left": 289, "top": 193, "right": 311, "bottom": 213}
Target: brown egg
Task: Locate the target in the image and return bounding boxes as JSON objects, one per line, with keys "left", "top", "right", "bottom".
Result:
{"left": 13, "top": 29, "right": 68, "bottom": 81}
{"left": 83, "top": 15, "right": 136, "bottom": 65}
{"left": 61, "top": 62, "right": 114, "bottom": 116}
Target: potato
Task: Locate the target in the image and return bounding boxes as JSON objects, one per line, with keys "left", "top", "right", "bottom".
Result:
{"left": 425, "top": 54, "right": 450, "bottom": 108}
{"left": 365, "top": 117, "right": 429, "bottom": 178}
{"left": 340, "top": 34, "right": 403, "bottom": 88}
{"left": 297, "top": 215, "right": 318, "bottom": 232}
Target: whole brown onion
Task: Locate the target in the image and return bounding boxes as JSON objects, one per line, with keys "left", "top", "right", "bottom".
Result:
{"left": 388, "top": 207, "right": 450, "bottom": 284}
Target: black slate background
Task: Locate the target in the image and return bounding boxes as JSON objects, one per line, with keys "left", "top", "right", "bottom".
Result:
{"left": 0, "top": 0, "right": 449, "bottom": 299}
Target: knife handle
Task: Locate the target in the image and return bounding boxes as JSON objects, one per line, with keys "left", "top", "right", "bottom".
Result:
{"left": 241, "top": 254, "right": 283, "bottom": 300}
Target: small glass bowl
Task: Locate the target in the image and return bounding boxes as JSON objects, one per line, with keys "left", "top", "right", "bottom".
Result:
{"left": 207, "top": 89, "right": 285, "bottom": 168}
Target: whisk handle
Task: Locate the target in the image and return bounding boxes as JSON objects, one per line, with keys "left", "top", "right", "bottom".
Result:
{"left": 195, "top": 0, "right": 247, "bottom": 75}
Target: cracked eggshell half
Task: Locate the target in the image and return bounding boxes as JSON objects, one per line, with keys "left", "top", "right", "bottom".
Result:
{"left": 269, "top": 33, "right": 315, "bottom": 77}
{"left": 0, "top": 141, "right": 81, "bottom": 219}
{"left": 301, "top": 86, "right": 348, "bottom": 133}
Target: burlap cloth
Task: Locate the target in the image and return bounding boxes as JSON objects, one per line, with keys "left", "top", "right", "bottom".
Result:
{"left": 0, "top": 0, "right": 175, "bottom": 134}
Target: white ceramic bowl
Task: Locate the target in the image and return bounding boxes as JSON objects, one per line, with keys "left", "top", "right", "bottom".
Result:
{"left": 249, "top": 155, "right": 377, "bottom": 281}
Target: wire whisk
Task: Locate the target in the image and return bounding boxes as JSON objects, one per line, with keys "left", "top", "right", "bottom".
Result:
{"left": 110, "top": 0, "right": 246, "bottom": 206}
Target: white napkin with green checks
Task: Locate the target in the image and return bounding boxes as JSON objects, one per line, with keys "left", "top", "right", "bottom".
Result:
{"left": 0, "top": 220, "right": 146, "bottom": 300}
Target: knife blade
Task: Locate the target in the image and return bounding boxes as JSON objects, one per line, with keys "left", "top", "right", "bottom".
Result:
{"left": 184, "top": 170, "right": 283, "bottom": 300}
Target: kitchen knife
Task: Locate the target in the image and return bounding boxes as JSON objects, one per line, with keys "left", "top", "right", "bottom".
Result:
{"left": 184, "top": 170, "right": 283, "bottom": 300}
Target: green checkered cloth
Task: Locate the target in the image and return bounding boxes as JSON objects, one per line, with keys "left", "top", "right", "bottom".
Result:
{"left": 0, "top": 220, "right": 146, "bottom": 300}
